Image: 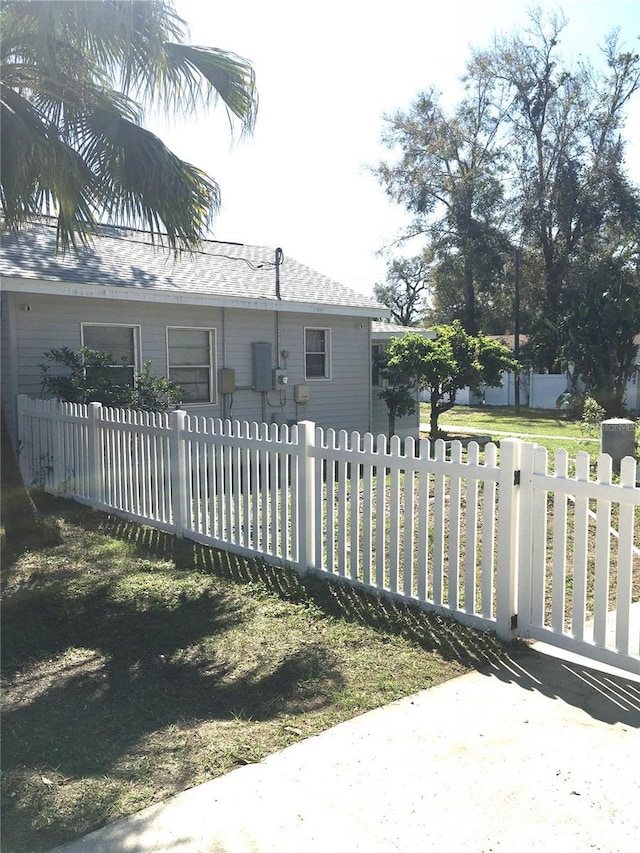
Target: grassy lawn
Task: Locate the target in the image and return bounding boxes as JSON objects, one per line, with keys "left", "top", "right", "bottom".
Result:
{"left": 422, "top": 404, "right": 581, "bottom": 437}
{"left": 1, "top": 495, "right": 510, "bottom": 853}
{"left": 419, "top": 404, "right": 608, "bottom": 458}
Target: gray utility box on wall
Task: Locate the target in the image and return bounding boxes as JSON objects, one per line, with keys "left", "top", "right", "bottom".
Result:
{"left": 252, "top": 342, "right": 273, "bottom": 391}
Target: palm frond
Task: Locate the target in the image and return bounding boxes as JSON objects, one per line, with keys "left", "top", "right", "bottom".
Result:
{"left": 0, "top": 1, "right": 257, "bottom": 251}
{"left": 162, "top": 44, "right": 258, "bottom": 134}
{"left": 84, "top": 108, "right": 220, "bottom": 250}
{"left": 1, "top": 87, "right": 99, "bottom": 250}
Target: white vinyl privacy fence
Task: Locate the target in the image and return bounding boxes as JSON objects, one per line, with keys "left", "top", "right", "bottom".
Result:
{"left": 17, "top": 396, "right": 640, "bottom": 675}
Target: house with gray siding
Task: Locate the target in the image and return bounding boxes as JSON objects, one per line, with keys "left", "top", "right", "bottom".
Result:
{"left": 1, "top": 222, "right": 422, "bottom": 441}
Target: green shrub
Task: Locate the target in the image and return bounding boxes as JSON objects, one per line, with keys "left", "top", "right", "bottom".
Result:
{"left": 580, "top": 396, "right": 606, "bottom": 436}
{"left": 40, "top": 347, "right": 182, "bottom": 412}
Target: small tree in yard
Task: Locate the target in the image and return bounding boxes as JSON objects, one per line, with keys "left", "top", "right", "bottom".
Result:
{"left": 377, "top": 323, "right": 517, "bottom": 438}
{"left": 423, "top": 322, "right": 517, "bottom": 436}
{"left": 376, "top": 334, "right": 430, "bottom": 438}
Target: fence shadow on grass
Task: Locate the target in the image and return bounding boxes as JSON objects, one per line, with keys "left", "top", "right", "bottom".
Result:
{"left": 100, "top": 516, "right": 640, "bottom": 728}
{"left": 101, "top": 514, "right": 515, "bottom": 671}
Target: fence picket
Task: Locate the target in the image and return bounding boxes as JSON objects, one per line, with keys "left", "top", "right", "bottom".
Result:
{"left": 337, "top": 430, "right": 349, "bottom": 578}
{"left": 403, "top": 437, "right": 416, "bottom": 598}
{"left": 495, "top": 439, "right": 520, "bottom": 641}
{"left": 388, "top": 435, "right": 401, "bottom": 594}
{"left": 267, "top": 424, "right": 277, "bottom": 555}
{"left": 278, "top": 428, "right": 288, "bottom": 559}
{"left": 325, "top": 428, "right": 336, "bottom": 574}
{"left": 571, "top": 452, "right": 590, "bottom": 641}
{"left": 448, "top": 441, "right": 463, "bottom": 611}
{"left": 531, "top": 446, "right": 548, "bottom": 627}
{"left": 593, "top": 454, "right": 613, "bottom": 647}
{"left": 551, "top": 450, "right": 569, "bottom": 632}
{"left": 361, "top": 432, "right": 374, "bottom": 587}
{"left": 375, "top": 433, "right": 387, "bottom": 590}
{"left": 481, "top": 442, "right": 498, "bottom": 619}
{"left": 432, "top": 439, "right": 446, "bottom": 607}
{"left": 350, "top": 431, "right": 361, "bottom": 582}
{"left": 241, "top": 423, "right": 251, "bottom": 550}
{"left": 313, "top": 429, "right": 324, "bottom": 571}
{"left": 465, "top": 442, "right": 480, "bottom": 615}
{"left": 416, "top": 438, "right": 431, "bottom": 603}
{"left": 616, "top": 457, "right": 636, "bottom": 654}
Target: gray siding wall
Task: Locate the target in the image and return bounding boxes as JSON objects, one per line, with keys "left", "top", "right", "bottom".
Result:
{"left": 3, "top": 292, "right": 375, "bottom": 435}
{"left": 220, "top": 309, "right": 371, "bottom": 431}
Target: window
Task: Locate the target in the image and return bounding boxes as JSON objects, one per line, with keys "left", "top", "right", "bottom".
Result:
{"left": 167, "top": 327, "right": 216, "bottom": 404}
{"left": 81, "top": 324, "right": 138, "bottom": 386}
{"left": 304, "top": 327, "right": 331, "bottom": 380}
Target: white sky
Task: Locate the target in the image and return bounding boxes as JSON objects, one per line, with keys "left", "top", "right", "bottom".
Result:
{"left": 153, "top": 0, "right": 640, "bottom": 297}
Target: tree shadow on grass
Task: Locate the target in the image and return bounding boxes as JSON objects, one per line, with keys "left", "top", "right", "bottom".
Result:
{"left": 1, "top": 515, "right": 345, "bottom": 852}
{"left": 101, "top": 514, "right": 515, "bottom": 669}
{"left": 2, "top": 637, "right": 341, "bottom": 852}
{"left": 2, "top": 570, "right": 344, "bottom": 766}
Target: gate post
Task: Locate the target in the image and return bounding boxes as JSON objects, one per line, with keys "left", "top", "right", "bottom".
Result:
{"left": 516, "top": 441, "right": 536, "bottom": 639}
{"left": 496, "top": 439, "right": 521, "bottom": 641}
{"left": 296, "top": 420, "right": 316, "bottom": 572}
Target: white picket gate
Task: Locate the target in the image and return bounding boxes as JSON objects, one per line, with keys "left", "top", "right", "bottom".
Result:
{"left": 16, "top": 396, "right": 640, "bottom": 674}
{"left": 515, "top": 443, "right": 640, "bottom": 672}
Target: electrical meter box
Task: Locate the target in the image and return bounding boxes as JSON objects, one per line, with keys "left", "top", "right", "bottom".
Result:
{"left": 294, "top": 384, "right": 310, "bottom": 403}
{"left": 252, "top": 342, "right": 272, "bottom": 391}
{"left": 219, "top": 367, "right": 236, "bottom": 394}
{"left": 272, "top": 368, "right": 289, "bottom": 389}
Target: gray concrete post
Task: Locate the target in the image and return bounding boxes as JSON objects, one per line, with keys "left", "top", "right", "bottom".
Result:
{"left": 600, "top": 419, "right": 636, "bottom": 472}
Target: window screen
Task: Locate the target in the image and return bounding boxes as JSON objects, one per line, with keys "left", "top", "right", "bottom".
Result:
{"left": 305, "top": 328, "right": 331, "bottom": 379}
{"left": 82, "top": 324, "right": 137, "bottom": 387}
{"left": 167, "top": 328, "right": 215, "bottom": 403}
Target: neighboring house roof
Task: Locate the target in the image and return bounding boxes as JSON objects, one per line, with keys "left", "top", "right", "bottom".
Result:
{"left": 0, "top": 222, "right": 387, "bottom": 319}
{"left": 372, "top": 321, "right": 436, "bottom": 340}
{"left": 488, "top": 333, "right": 530, "bottom": 350}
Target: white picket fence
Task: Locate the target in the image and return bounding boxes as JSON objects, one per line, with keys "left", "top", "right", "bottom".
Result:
{"left": 17, "top": 395, "right": 640, "bottom": 674}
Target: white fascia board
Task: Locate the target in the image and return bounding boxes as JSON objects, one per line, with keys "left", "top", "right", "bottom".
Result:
{"left": 0, "top": 276, "right": 388, "bottom": 319}
{"left": 371, "top": 327, "right": 435, "bottom": 341}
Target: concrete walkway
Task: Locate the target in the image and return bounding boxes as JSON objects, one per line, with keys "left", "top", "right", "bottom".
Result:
{"left": 56, "top": 639, "right": 640, "bottom": 853}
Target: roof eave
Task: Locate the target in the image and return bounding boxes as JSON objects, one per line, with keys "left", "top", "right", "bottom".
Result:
{"left": 0, "top": 276, "right": 389, "bottom": 319}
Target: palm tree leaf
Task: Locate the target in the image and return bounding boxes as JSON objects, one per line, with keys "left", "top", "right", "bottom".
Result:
{"left": 0, "top": 1, "right": 257, "bottom": 251}
{"left": 162, "top": 43, "right": 258, "bottom": 134}
{"left": 1, "top": 87, "right": 99, "bottom": 249}
{"left": 83, "top": 108, "right": 220, "bottom": 250}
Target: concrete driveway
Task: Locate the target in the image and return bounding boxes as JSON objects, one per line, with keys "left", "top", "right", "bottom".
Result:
{"left": 56, "top": 637, "right": 640, "bottom": 853}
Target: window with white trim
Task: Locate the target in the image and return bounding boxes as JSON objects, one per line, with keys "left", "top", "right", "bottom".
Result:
{"left": 304, "top": 327, "right": 331, "bottom": 380}
{"left": 167, "top": 327, "right": 216, "bottom": 404}
{"left": 81, "top": 324, "right": 139, "bottom": 387}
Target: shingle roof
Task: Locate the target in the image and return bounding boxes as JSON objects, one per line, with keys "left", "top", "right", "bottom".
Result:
{"left": 0, "top": 222, "right": 385, "bottom": 314}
